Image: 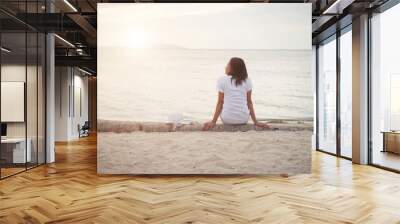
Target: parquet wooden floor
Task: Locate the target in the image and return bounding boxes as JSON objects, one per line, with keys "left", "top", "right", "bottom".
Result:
{"left": 1, "top": 134, "right": 400, "bottom": 224}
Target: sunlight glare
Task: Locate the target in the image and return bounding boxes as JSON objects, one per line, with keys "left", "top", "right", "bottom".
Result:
{"left": 127, "top": 30, "right": 150, "bottom": 48}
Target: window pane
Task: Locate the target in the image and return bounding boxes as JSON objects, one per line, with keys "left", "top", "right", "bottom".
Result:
{"left": 340, "top": 30, "right": 352, "bottom": 158}
{"left": 371, "top": 4, "right": 400, "bottom": 171}
{"left": 318, "top": 37, "right": 337, "bottom": 154}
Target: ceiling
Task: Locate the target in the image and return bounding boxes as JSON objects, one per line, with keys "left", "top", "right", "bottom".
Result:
{"left": 0, "top": 0, "right": 392, "bottom": 74}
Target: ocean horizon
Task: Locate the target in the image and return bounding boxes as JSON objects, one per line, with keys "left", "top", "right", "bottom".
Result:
{"left": 98, "top": 48, "right": 313, "bottom": 122}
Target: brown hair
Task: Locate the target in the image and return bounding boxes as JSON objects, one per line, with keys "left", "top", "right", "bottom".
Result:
{"left": 228, "top": 57, "right": 248, "bottom": 86}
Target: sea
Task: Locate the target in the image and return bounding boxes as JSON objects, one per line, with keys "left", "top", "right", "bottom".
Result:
{"left": 98, "top": 48, "right": 313, "bottom": 122}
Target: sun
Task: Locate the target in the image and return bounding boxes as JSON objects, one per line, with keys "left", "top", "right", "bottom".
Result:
{"left": 127, "top": 30, "right": 150, "bottom": 48}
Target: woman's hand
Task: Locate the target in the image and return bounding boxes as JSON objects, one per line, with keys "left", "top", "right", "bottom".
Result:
{"left": 255, "top": 121, "right": 270, "bottom": 129}
{"left": 203, "top": 121, "right": 216, "bottom": 131}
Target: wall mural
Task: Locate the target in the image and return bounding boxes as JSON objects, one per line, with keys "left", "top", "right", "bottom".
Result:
{"left": 97, "top": 3, "right": 313, "bottom": 174}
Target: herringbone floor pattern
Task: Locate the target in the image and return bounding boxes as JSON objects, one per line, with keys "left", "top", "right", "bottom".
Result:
{"left": 1, "top": 134, "right": 400, "bottom": 224}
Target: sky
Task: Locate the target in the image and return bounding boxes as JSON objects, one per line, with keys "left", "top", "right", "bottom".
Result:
{"left": 98, "top": 3, "right": 311, "bottom": 50}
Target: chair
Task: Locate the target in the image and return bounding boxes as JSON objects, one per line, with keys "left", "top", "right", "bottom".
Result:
{"left": 79, "top": 121, "right": 90, "bottom": 138}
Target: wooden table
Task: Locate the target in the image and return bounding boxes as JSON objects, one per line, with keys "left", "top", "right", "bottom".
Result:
{"left": 382, "top": 131, "right": 400, "bottom": 154}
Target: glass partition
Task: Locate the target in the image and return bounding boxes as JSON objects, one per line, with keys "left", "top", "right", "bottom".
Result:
{"left": 27, "top": 31, "right": 38, "bottom": 169}
{"left": 0, "top": 31, "right": 28, "bottom": 177}
{"left": 0, "top": 2, "right": 46, "bottom": 179}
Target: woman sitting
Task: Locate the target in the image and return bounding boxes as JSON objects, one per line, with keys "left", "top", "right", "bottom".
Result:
{"left": 203, "top": 57, "right": 269, "bottom": 131}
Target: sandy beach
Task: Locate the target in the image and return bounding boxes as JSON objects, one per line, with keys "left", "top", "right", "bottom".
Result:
{"left": 97, "top": 120, "right": 312, "bottom": 175}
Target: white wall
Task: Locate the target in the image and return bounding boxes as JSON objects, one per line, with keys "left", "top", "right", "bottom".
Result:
{"left": 55, "top": 67, "right": 89, "bottom": 141}
{"left": 55, "top": 67, "right": 70, "bottom": 141}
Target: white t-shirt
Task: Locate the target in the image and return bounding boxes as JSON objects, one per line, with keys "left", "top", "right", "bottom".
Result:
{"left": 216, "top": 76, "right": 252, "bottom": 124}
